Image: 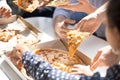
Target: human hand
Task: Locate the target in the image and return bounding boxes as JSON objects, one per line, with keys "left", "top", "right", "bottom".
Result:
{"left": 90, "top": 46, "right": 120, "bottom": 71}
{"left": 5, "top": 44, "right": 29, "bottom": 62}
{"left": 0, "top": 4, "right": 12, "bottom": 18}
{"left": 58, "top": 0, "right": 96, "bottom": 14}
{"left": 55, "top": 18, "right": 75, "bottom": 41}
{"left": 70, "top": 64, "right": 93, "bottom": 76}
{"left": 5, "top": 44, "right": 29, "bottom": 70}
{"left": 74, "top": 12, "right": 102, "bottom": 34}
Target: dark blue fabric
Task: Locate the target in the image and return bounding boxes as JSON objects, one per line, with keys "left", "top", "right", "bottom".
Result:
{"left": 22, "top": 51, "right": 120, "bottom": 80}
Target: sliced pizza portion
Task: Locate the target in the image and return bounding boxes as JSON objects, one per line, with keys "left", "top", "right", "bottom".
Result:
{"left": 66, "top": 30, "right": 90, "bottom": 58}
{"left": 0, "top": 29, "right": 20, "bottom": 42}
{"left": 13, "top": 0, "right": 40, "bottom": 13}
{"left": 13, "top": 0, "right": 69, "bottom": 12}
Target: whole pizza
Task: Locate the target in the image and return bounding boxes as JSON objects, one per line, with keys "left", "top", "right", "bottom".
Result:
{"left": 34, "top": 48, "right": 83, "bottom": 73}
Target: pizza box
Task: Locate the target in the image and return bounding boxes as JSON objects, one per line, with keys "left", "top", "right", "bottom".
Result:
{"left": 30, "top": 39, "right": 91, "bottom": 65}
{"left": 0, "top": 15, "right": 42, "bottom": 80}
{"left": 0, "top": 55, "right": 27, "bottom": 80}
{"left": 0, "top": 15, "right": 41, "bottom": 52}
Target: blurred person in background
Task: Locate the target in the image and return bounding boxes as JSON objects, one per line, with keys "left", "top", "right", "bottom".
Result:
{"left": 54, "top": 0, "right": 108, "bottom": 41}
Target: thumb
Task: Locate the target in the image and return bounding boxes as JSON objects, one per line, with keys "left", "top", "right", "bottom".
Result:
{"left": 91, "top": 51, "right": 102, "bottom": 65}
{"left": 64, "top": 19, "right": 76, "bottom": 25}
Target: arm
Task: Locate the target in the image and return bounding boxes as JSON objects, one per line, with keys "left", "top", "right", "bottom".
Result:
{"left": 58, "top": 0, "right": 96, "bottom": 14}
{"left": 22, "top": 51, "right": 80, "bottom": 80}
{"left": 53, "top": 8, "right": 75, "bottom": 40}
{"left": 74, "top": 2, "right": 108, "bottom": 34}
{"left": 11, "top": 45, "right": 114, "bottom": 80}
{"left": 90, "top": 46, "right": 120, "bottom": 71}
{"left": 22, "top": 51, "right": 113, "bottom": 80}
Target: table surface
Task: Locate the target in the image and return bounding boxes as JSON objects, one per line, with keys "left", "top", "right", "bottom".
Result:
{"left": 25, "top": 17, "right": 108, "bottom": 59}
{"left": 0, "top": 17, "right": 108, "bottom": 79}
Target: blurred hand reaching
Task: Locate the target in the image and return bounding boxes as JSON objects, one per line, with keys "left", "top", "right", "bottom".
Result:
{"left": 0, "top": 4, "right": 12, "bottom": 18}
{"left": 74, "top": 12, "right": 102, "bottom": 34}
{"left": 54, "top": 17, "right": 75, "bottom": 41}
{"left": 90, "top": 46, "right": 120, "bottom": 71}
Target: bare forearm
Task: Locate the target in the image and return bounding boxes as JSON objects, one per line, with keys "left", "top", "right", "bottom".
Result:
{"left": 94, "top": 2, "right": 109, "bottom": 22}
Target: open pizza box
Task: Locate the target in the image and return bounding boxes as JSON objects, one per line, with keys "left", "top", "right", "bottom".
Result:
{"left": 0, "top": 16, "right": 91, "bottom": 80}
{"left": 0, "top": 15, "right": 42, "bottom": 80}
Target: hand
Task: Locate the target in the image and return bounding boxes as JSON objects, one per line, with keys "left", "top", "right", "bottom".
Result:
{"left": 5, "top": 44, "right": 29, "bottom": 70}
{"left": 54, "top": 16, "right": 75, "bottom": 40}
{"left": 90, "top": 46, "right": 120, "bottom": 71}
{"left": 70, "top": 64, "right": 93, "bottom": 76}
{"left": 74, "top": 12, "right": 102, "bottom": 34}
{"left": 58, "top": 0, "right": 96, "bottom": 14}
{"left": 5, "top": 44, "right": 29, "bottom": 63}
{"left": 0, "top": 4, "right": 12, "bottom": 18}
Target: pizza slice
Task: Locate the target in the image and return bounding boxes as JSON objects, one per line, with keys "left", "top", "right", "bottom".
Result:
{"left": 13, "top": 0, "right": 40, "bottom": 13}
{"left": 13, "top": 0, "right": 69, "bottom": 13}
{"left": 66, "top": 30, "right": 90, "bottom": 58}
{"left": 0, "top": 29, "right": 20, "bottom": 42}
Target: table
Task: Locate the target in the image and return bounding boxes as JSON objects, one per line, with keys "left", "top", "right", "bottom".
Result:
{"left": 25, "top": 17, "right": 108, "bottom": 59}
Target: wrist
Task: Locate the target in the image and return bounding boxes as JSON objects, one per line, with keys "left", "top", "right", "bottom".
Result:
{"left": 112, "top": 48, "right": 120, "bottom": 56}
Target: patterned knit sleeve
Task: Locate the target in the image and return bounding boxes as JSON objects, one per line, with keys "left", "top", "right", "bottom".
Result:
{"left": 22, "top": 51, "right": 80, "bottom": 80}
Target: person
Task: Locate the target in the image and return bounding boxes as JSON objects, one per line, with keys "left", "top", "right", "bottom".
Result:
{"left": 11, "top": 0, "right": 120, "bottom": 79}
{"left": 56, "top": 0, "right": 115, "bottom": 71}
{"left": 0, "top": 0, "right": 12, "bottom": 18}
{"left": 6, "top": 0, "right": 55, "bottom": 18}
{"left": 53, "top": 0, "right": 108, "bottom": 40}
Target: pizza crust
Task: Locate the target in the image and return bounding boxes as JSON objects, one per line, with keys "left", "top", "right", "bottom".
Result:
{"left": 66, "top": 30, "right": 90, "bottom": 58}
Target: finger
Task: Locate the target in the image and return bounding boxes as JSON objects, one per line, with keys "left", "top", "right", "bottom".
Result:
{"left": 70, "top": 69, "right": 85, "bottom": 75}
{"left": 72, "top": 64, "right": 82, "bottom": 68}
{"left": 74, "top": 20, "right": 86, "bottom": 31}
{"left": 64, "top": 19, "right": 76, "bottom": 25}
{"left": 71, "top": 68, "right": 78, "bottom": 72}
{"left": 2, "top": 10, "right": 12, "bottom": 18}
{"left": 91, "top": 51, "right": 102, "bottom": 65}
{"left": 0, "top": 7, "right": 6, "bottom": 15}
